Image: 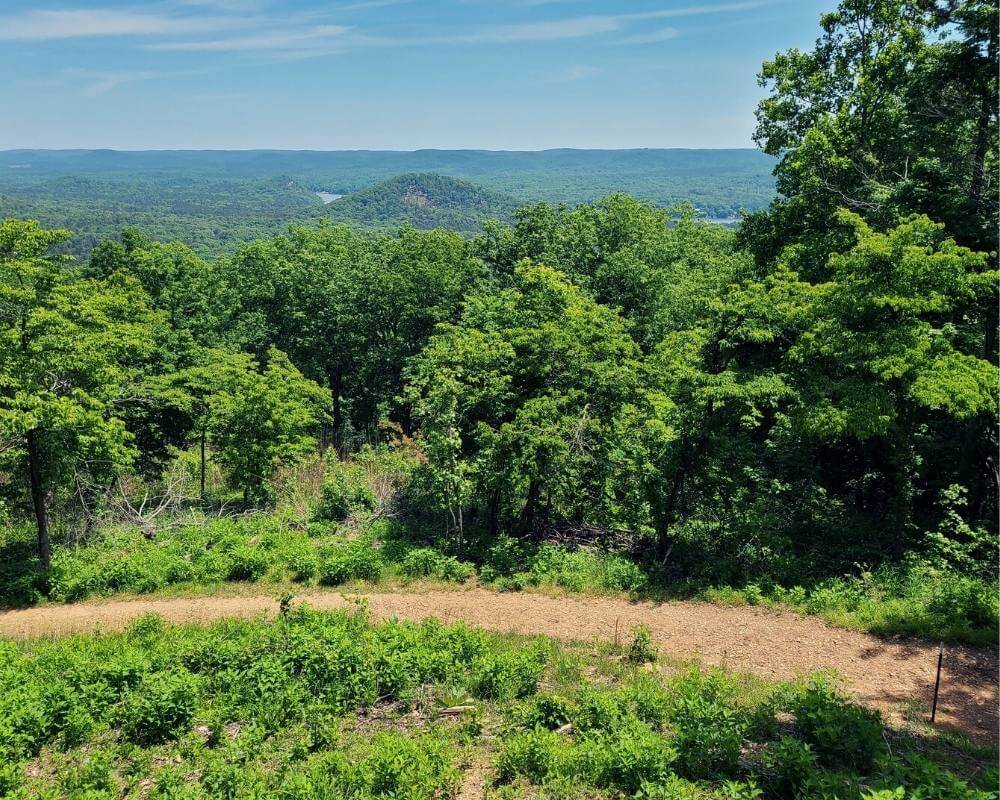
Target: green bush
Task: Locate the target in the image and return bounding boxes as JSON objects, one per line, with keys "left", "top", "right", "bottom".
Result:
{"left": 788, "top": 678, "right": 884, "bottom": 773}
{"left": 870, "top": 753, "right": 995, "bottom": 799}
{"left": 119, "top": 670, "right": 199, "bottom": 745}
{"left": 317, "top": 463, "right": 376, "bottom": 522}
{"left": 754, "top": 736, "right": 816, "bottom": 798}
{"left": 317, "top": 541, "right": 384, "bottom": 585}
{"left": 670, "top": 673, "right": 746, "bottom": 780}
{"left": 580, "top": 718, "right": 676, "bottom": 793}
{"left": 573, "top": 687, "right": 624, "bottom": 732}
{"left": 0, "top": 606, "right": 988, "bottom": 799}
{"left": 400, "top": 547, "right": 475, "bottom": 582}
{"left": 627, "top": 624, "right": 657, "bottom": 664}
{"left": 521, "top": 692, "right": 574, "bottom": 730}
{"left": 226, "top": 544, "right": 272, "bottom": 581}
{"left": 496, "top": 727, "right": 568, "bottom": 783}
{"left": 471, "top": 647, "right": 546, "bottom": 700}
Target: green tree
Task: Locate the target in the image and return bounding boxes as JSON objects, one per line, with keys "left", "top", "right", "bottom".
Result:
{"left": 748, "top": 0, "right": 998, "bottom": 263}
{"left": 0, "top": 220, "right": 159, "bottom": 568}
{"left": 406, "top": 263, "right": 642, "bottom": 536}
{"left": 209, "top": 348, "right": 328, "bottom": 504}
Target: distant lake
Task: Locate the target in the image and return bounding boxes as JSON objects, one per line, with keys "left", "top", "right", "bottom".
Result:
{"left": 316, "top": 191, "right": 343, "bottom": 203}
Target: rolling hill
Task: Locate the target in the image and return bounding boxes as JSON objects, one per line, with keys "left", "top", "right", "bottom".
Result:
{"left": 324, "top": 173, "right": 521, "bottom": 232}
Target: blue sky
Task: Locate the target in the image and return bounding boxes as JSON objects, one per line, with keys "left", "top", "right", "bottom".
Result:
{"left": 0, "top": 0, "right": 829, "bottom": 150}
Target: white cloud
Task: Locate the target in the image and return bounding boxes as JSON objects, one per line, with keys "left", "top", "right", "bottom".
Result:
{"left": 0, "top": 9, "right": 229, "bottom": 41}
{"left": 548, "top": 63, "right": 602, "bottom": 82}
{"left": 61, "top": 67, "right": 201, "bottom": 97}
{"left": 627, "top": 0, "right": 776, "bottom": 22}
{"left": 616, "top": 26, "right": 680, "bottom": 45}
{"left": 148, "top": 24, "right": 351, "bottom": 52}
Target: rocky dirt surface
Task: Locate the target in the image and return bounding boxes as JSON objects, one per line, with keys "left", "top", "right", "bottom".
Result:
{"left": 1, "top": 588, "right": 995, "bottom": 744}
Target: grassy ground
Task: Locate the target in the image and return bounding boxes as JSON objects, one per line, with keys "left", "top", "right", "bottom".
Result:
{"left": 0, "top": 603, "right": 995, "bottom": 800}
{"left": 1, "top": 513, "right": 997, "bottom": 647}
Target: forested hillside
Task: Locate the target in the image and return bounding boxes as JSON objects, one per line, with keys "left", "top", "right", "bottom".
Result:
{"left": 324, "top": 173, "right": 521, "bottom": 232}
{"left": 0, "top": 1, "right": 997, "bottom": 796}
{"left": 0, "top": 148, "right": 774, "bottom": 257}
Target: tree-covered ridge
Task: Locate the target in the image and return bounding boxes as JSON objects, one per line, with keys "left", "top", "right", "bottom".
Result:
{"left": 0, "top": 147, "right": 776, "bottom": 211}
{"left": 0, "top": 149, "right": 776, "bottom": 258}
{"left": 324, "top": 173, "right": 521, "bottom": 233}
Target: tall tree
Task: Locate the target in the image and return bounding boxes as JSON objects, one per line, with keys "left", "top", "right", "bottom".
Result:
{"left": 0, "top": 220, "right": 159, "bottom": 568}
{"left": 747, "top": 0, "right": 998, "bottom": 266}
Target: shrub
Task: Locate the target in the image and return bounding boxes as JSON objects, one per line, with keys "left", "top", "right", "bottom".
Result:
{"left": 603, "top": 556, "right": 648, "bottom": 592}
{"left": 620, "top": 676, "right": 671, "bottom": 728}
{"left": 226, "top": 544, "right": 272, "bottom": 581}
{"left": 496, "top": 728, "right": 567, "bottom": 783}
{"left": 670, "top": 674, "right": 746, "bottom": 780}
{"left": 754, "top": 736, "right": 816, "bottom": 798}
{"left": 400, "top": 548, "right": 474, "bottom": 582}
{"left": 119, "top": 670, "right": 199, "bottom": 745}
{"left": 627, "top": 625, "right": 657, "bottom": 664}
{"left": 573, "top": 687, "right": 624, "bottom": 732}
{"left": 521, "top": 692, "right": 574, "bottom": 730}
{"left": 870, "top": 753, "right": 993, "bottom": 800}
{"left": 471, "top": 647, "right": 546, "bottom": 701}
{"left": 581, "top": 718, "right": 676, "bottom": 793}
{"left": 317, "top": 542, "right": 383, "bottom": 585}
{"left": 788, "top": 677, "right": 884, "bottom": 773}
{"left": 317, "top": 463, "right": 376, "bottom": 522}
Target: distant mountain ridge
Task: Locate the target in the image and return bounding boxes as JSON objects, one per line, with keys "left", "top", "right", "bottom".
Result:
{"left": 324, "top": 173, "right": 521, "bottom": 232}
{"left": 0, "top": 147, "right": 775, "bottom": 216}
{"left": 0, "top": 148, "right": 777, "bottom": 257}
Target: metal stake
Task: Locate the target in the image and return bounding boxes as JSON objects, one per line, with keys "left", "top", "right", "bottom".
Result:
{"left": 930, "top": 643, "right": 944, "bottom": 724}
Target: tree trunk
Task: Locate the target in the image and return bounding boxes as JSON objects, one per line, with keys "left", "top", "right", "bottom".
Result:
{"left": 517, "top": 480, "right": 540, "bottom": 538}
{"left": 488, "top": 488, "right": 501, "bottom": 536}
{"left": 328, "top": 366, "right": 345, "bottom": 458}
{"left": 26, "top": 429, "right": 51, "bottom": 571}
{"left": 199, "top": 426, "right": 207, "bottom": 500}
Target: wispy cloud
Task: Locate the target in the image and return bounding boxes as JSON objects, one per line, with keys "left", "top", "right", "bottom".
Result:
{"left": 616, "top": 26, "right": 680, "bottom": 45}
{"left": 148, "top": 24, "right": 351, "bottom": 52}
{"left": 62, "top": 67, "right": 206, "bottom": 97}
{"left": 626, "top": 0, "right": 775, "bottom": 21}
{"left": 1, "top": 0, "right": 779, "bottom": 63}
{"left": 548, "top": 63, "right": 602, "bottom": 82}
{"left": 0, "top": 9, "right": 229, "bottom": 41}
{"left": 458, "top": 15, "right": 622, "bottom": 43}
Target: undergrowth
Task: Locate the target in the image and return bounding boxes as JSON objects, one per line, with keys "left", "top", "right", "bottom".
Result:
{"left": 0, "top": 606, "right": 994, "bottom": 799}
{"left": 1, "top": 496, "right": 996, "bottom": 647}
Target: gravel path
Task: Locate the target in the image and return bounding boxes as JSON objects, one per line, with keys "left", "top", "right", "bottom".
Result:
{"left": 0, "top": 588, "right": 995, "bottom": 743}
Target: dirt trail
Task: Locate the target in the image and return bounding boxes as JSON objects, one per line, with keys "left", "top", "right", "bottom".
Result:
{"left": 0, "top": 588, "right": 995, "bottom": 744}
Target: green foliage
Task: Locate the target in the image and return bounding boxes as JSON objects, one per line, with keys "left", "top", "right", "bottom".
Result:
{"left": 119, "top": 670, "right": 199, "bottom": 745}
{"left": 0, "top": 608, "right": 989, "bottom": 799}
{"left": 324, "top": 173, "right": 521, "bottom": 233}
{"left": 579, "top": 717, "right": 676, "bottom": 793}
{"left": 0, "top": 219, "right": 162, "bottom": 567}
{"left": 788, "top": 677, "right": 885, "bottom": 773}
{"left": 470, "top": 645, "right": 546, "bottom": 701}
{"left": 669, "top": 673, "right": 746, "bottom": 779}
{"left": 0, "top": 150, "right": 775, "bottom": 259}
{"left": 399, "top": 548, "right": 474, "bottom": 582}
{"left": 317, "top": 462, "right": 376, "bottom": 522}
{"left": 317, "top": 540, "right": 384, "bottom": 586}
{"left": 496, "top": 728, "right": 569, "bottom": 784}
{"left": 210, "top": 349, "right": 328, "bottom": 504}
{"left": 626, "top": 625, "right": 657, "bottom": 665}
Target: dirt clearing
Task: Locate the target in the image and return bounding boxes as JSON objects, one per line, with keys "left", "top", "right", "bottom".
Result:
{"left": 0, "top": 588, "right": 995, "bottom": 744}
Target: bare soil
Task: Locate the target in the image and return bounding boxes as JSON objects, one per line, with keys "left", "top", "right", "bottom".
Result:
{"left": 0, "top": 588, "right": 995, "bottom": 744}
